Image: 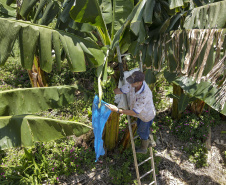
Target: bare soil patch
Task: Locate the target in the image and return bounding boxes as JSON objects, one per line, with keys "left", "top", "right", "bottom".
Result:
{"left": 155, "top": 122, "right": 226, "bottom": 185}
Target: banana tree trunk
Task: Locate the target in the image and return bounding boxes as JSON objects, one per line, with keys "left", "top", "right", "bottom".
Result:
{"left": 27, "top": 56, "right": 48, "bottom": 87}
{"left": 120, "top": 123, "right": 137, "bottom": 153}
{"left": 172, "top": 83, "right": 183, "bottom": 119}
{"left": 104, "top": 112, "right": 119, "bottom": 151}
{"left": 191, "top": 99, "right": 205, "bottom": 116}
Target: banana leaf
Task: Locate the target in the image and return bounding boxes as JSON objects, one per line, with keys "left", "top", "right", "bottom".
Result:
{"left": 33, "top": 0, "right": 48, "bottom": 23}
{"left": 143, "top": 0, "right": 155, "bottom": 24}
{"left": 168, "top": 0, "right": 184, "bottom": 9}
{"left": 20, "top": 0, "right": 39, "bottom": 18}
{"left": 130, "top": 0, "right": 146, "bottom": 36}
{"left": 111, "top": 0, "right": 134, "bottom": 37}
{"left": 0, "top": 115, "right": 92, "bottom": 149}
{"left": 99, "top": 0, "right": 112, "bottom": 24}
{"left": 0, "top": 18, "right": 105, "bottom": 72}
{"left": 167, "top": 93, "right": 191, "bottom": 112}
{"left": 0, "top": 85, "right": 80, "bottom": 116}
{"left": 39, "top": 1, "right": 60, "bottom": 25}
{"left": 70, "top": 0, "right": 134, "bottom": 45}
{"left": 184, "top": 1, "right": 226, "bottom": 29}
{"left": 6, "top": 0, "right": 15, "bottom": 6}
{"left": 178, "top": 93, "right": 190, "bottom": 112}
{"left": 145, "top": 69, "right": 156, "bottom": 84}
{"left": 60, "top": 0, "right": 74, "bottom": 23}
{"left": 70, "top": 0, "right": 111, "bottom": 45}
{"left": 164, "top": 71, "right": 226, "bottom": 115}
{"left": 0, "top": 0, "right": 16, "bottom": 18}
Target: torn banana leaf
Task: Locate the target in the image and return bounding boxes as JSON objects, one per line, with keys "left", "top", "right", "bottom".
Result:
{"left": 0, "top": 85, "right": 79, "bottom": 116}
{"left": 0, "top": 115, "right": 92, "bottom": 150}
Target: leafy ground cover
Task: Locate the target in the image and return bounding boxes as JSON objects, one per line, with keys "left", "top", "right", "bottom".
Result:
{"left": 0, "top": 50, "right": 225, "bottom": 184}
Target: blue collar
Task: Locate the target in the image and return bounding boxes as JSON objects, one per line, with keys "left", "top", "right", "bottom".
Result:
{"left": 136, "top": 82, "right": 145, "bottom": 94}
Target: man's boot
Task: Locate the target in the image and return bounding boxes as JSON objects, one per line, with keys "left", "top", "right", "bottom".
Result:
{"left": 149, "top": 133, "right": 156, "bottom": 147}
{"left": 136, "top": 140, "right": 149, "bottom": 154}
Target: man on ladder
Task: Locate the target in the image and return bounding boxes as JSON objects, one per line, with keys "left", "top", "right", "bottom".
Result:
{"left": 105, "top": 70, "right": 156, "bottom": 153}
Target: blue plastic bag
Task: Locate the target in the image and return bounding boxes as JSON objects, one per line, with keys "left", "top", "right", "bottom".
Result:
{"left": 92, "top": 95, "right": 112, "bottom": 162}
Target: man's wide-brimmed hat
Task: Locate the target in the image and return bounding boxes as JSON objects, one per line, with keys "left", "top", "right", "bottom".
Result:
{"left": 126, "top": 71, "right": 145, "bottom": 84}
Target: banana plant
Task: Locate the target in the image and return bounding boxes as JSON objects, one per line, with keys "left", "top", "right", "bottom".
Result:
{"left": 0, "top": 0, "right": 105, "bottom": 149}
{"left": 131, "top": 0, "right": 226, "bottom": 116}
{"left": 70, "top": 0, "right": 136, "bottom": 101}
{"left": 0, "top": 86, "right": 92, "bottom": 149}
{"left": 69, "top": 0, "right": 137, "bottom": 150}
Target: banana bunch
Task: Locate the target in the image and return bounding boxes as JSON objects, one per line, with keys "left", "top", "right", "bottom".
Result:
{"left": 93, "top": 68, "right": 116, "bottom": 104}
{"left": 101, "top": 77, "right": 116, "bottom": 104}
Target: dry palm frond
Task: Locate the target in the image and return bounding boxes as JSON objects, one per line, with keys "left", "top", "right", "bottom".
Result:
{"left": 206, "top": 54, "right": 226, "bottom": 83}
{"left": 155, "top": 28, "right": 226, "bottom": 113}
{"left": 181, "top": 30, "right": 197, "bottom": 75}
{"left": 175, "top": 31, "right": 181, "bottom": 73}
{"left": 188, "top": 29, "right": 209, "bottom": 76}
{"left": 215, "top": 80, "right": 226, "bottom": 110}
{"left": 158, "top": 38, "right": 163, "bottom": 72}
{"left": 214, "top": 30, "right": 224, "bottom": 66}
{"left": 195, "top": 29, "right": 217, "bottom": 83}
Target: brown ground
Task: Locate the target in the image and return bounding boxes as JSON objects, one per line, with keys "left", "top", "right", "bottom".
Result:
{"left": 155, "top": 122, "right": 226, "bottom": 185}
{"left": 59, "top": 122, "right": 226, "bottom": 185}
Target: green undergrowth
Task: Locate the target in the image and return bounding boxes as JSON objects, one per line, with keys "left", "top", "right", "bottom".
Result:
{"left": 99, "top": 146, "right": 161, "bottom": 185}
{"left": 0, "top": 42, "right": 30, "bottom": 91}
{"left": 0, "top": 138, "right": 95, "bottom": 184}
{"left": 37, "top": 94, "right": 94, "bottom": 125}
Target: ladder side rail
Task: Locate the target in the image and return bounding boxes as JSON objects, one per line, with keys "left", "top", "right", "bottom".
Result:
{"left": 117, "top": 46, "right": 141, "bottom": 185}
{"left": 150, "top": 147, "right": 157, "bottom": 185}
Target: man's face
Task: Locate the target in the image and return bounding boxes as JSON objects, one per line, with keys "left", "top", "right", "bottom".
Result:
{"left": 131, "top": 81, "right": 142, "bottom": 88}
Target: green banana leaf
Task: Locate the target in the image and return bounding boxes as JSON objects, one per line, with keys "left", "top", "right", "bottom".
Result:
{"left": 111, "top": 2, "right": 141, "bottom": 48}
{"left": 145, "top": 69, "right": 157, "bottom": 84}
{"left": 184, "top": 1, "right": 226, "bottom": 29}
{"left": 6, "top": 0, "right": 15, "bottom": 6}
{"left": 59, "top": 0, "right": 74, "bottom": 23}
{"left": 130, "top": 0, "right": 146, "bottom": 36}
{"left": 168, "top": 93, "right": 197, "bottom": 112}
{"left": 70, "top": 0, "right": 111, "bottom": 45}
{"left": 20, "top": 0, "right": 39, "bottom": 18}
{"left": 70, "top": 0, "right": 134, "bottom": 45}
{"left": 178, "top": 93, "right": 190, "bottom": 112}
{"left": 0, "top": 115, "right": 92, "bottom": 149}
{"left": 164, "top": 71, "right": 226, "bottom": 116}
{"left": 99, "top": 0, "right": 112, "bottom": 24}
{"left": 0, "top": 85, "right": 79, "bottom": 116}
{"left": 111, "top": 0, "right": 134, "bottom": 37}
{"left": 0, "top": 18, "right": 105, "bottom": 72}
{"left": 168, "top": 0, "right": 184, "bottom": 9}
{"left": 38, "top": 1, "right": 60, "bottom": 25}
{"left": 0, "top": 0, "right": 16, "bottom": 18}
{"left": 33, "top": 0, "right": 48, "bottom": 23}
{"left": 143, "top": 0, "right": 155, "bottom": 24}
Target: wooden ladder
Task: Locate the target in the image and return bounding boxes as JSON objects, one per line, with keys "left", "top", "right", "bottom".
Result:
{"left": 128, "top": 121, "right": 157, "bottom": 185}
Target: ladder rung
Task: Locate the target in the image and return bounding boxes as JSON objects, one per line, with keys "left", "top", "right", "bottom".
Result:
{"left": 140, "top": 169, "right": 153, "bottom": 179}
{"left": 133, "top": 135, "right": 139, "bottom": 140}
{"left": 138, "top": 157, "right": 152, "bottom": 166}
{"left": 149, "top": 181, "right": 155, "bottom": 185}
